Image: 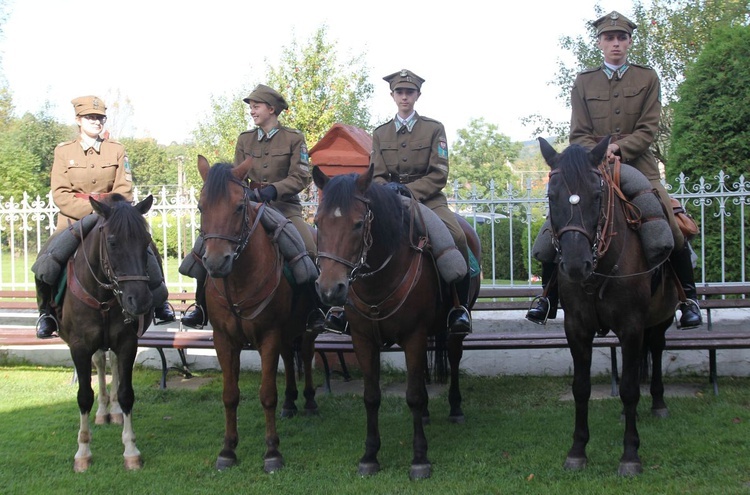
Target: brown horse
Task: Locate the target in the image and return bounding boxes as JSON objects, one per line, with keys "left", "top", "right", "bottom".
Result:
{"left": 539, "top": 137, "right": 679, "bottom": 476}
{"left": 312, "top": 164, "right": 481, "bottom": 480}
{"left": 196, "top": 155, "right": 317, "bottom": 473}
{"left": 59, "top": 193, "right": 155, "bottom": 472}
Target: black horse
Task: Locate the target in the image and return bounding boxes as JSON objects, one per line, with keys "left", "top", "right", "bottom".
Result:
{"left": 539, "top": 137, "right": 679, "bottom": 476}
{"left": 58, "top": 193, "right": 155, "bottom": 472}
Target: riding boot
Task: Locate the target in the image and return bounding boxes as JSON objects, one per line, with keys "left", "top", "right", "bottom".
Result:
{"left": 35, "top": 278, "right": 58, "bottom": 339}
{"left": 181, "top": 276, "right": 209, "bottom": 329}
{"left": 305, "top": 283, "right": 328, "bottom": 334}
{"left": 323, "top": 307, "right": 348, "bottom": 334}
{"left": 154, "top": 301, "right": 176, "bottom": 324}
{"left": 671, "top": 242, "right": 702, "bottom": 329}
{"left": 526, "top": 262, "right": 559, "bottom": 325}
{"left": 448, "top": 274, "right": 472, "bottom": 335}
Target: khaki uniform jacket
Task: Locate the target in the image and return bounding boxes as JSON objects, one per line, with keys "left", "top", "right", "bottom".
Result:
{"left": 51, "top": 137, "right": 133, "bottom": 231}
{"left": 570, "top": 63, "right": 661, "bottom": 180}
{"left": 234, "top": 126, "right": 311, "bottom": 219}
{"left": 371, "top": 113, "right": 450, "bottom": 209}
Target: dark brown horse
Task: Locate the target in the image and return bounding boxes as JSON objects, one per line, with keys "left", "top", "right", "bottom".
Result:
{"left": 539, "top": 137, "right": 679, "bottom": 476}
{"left": 312, "top": 164, "right": 481, "bottom": 480}
{"left": 196, "top": 155, "right": 317, "bottom": 473}
{"left": 59, "top": 193, "right": 155, "bottom": 472}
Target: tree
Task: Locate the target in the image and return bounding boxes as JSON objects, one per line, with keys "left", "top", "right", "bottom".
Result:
{"left": 120, "top": 137, "right": 173, "bottom": 190}
{"left": 668, "top": 25, "right": 750, "bottom": 282}
{"left": 13, "top": 106, "right": 75, "bottom": 189}
{"left": 532, "top": 0, "right": 749, "bottom": 163}
{"left": 448, "top": 118, "right": 522, "bottom": 196}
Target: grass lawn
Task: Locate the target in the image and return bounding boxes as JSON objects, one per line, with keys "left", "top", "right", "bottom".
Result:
{"left": 0, "top": 364, "right": 748, "bottom": 494}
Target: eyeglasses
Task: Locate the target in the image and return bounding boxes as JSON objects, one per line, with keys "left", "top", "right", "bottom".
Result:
{"left": 81, "top": 114, "right": 107, "bottom": 123}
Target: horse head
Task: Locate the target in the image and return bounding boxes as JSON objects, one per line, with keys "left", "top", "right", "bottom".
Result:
{"left": 89, "top": 193, "right": 154, "bottom": 317}
{"left": 197, "top": 155, "right": 255, "bottom": 278}
{"left": 540, "top": 136, "right": 609, "bottom": 282}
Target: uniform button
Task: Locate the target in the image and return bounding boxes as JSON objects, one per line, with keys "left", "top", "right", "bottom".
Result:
{"left": 402, "top": 157, "right": 407, "bottom": 162}
{"left": 614, "top": 92, "right": 619, "bottom": 97}
{"left": 91, "top": 179, "right": 96, "bottom": 184}
{"left": 91, "top": 164, "right": 94, "bottom": 168}
{"left": 615, "top": 109, "right": 620, "bottom": 114}
{"left": 401, "top": 142, "right": 406, "bottom": 148}
{"left": 401, "top": 128, "right": 406, "bottom": 134}
{"left": 615, "top": 127, "right": 621, "bottom": 133}
{"left": 263, "top": 164, "right": 268, "bottom": 168}
{"left": 264, "top": 151, "right": 269, "bottom": 155}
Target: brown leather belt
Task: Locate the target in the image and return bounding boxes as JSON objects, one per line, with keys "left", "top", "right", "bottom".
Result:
{"left": 388, "top": 173, "right": 424, "bottom": 184}
{"left": 594, "top": 134, "right": 631, "bottom": 142}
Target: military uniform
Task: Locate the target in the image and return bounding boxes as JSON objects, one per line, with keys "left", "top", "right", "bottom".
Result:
{"left": 51, "top": 137, "right": 132, "bottom": 231}
{"left": 234, "top": 126, "right": 315, "bottom": 256}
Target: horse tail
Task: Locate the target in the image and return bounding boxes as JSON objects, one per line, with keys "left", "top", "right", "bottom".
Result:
{"left": 429, "top": 332, "right": 450, "bottom": 384}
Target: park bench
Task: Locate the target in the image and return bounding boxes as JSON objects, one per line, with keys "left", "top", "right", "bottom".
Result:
{"left": 2, "top": 284, "right": 749, "bottom": 394}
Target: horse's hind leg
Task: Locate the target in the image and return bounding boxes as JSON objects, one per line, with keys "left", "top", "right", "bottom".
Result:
{"left": 280, "top": 345, "right": 299, "bottom": 418}
{"left": 645, "top": 325, "right": 669, "bottom": 418}
{"left": 447, "top": 334, "right": 465, "bottom": 423}
{"left": 107, "top": 350, "right": 124, "bottom": 424}
{"left": 214, "top": 341, "right": 242, "bottom": 471}
{"left": 258, "top": 343, "right": 283, "bottom": 473}
{"left": 93, "top": 350, "right": 111, "bottom": 425}
{"left": 71, "top": 348, "right": 95, "bottom": 472}
{"left": 618, "top": 334, "right": 644, "bottom": 476}
{"left": 116, "top": 342, "right": 142, "bottom": 470}
{"left": 300, "top": 333, "right": 318, "bottom": 414}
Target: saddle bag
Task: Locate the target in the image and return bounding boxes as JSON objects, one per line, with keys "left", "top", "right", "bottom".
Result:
{"left": 670, "top": 198, "right": 699, "bottom": 240}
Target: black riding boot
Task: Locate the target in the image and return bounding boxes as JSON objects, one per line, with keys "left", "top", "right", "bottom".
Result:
{"left": 181, "top": 276, "right": 208, "bottom": 329}
{"left": 305, "top": 283, "right": 328, "bottom": 334}
{"left": 154, "top": 301, "right": 175, "bottom": 324}
{"left": 448, "top": 274, "right": 472, "bottom": 335}
{"left": 323, "top": 307, "right": 348, "bottom": 334}
{"left": 35, "top": 278, "right": 58, "bottom": 339}
{"left": 526, "top": 262, "right": 559, "bottom": 325}
{"left": 671, "top": 242, "right": 702, "bottom": 329}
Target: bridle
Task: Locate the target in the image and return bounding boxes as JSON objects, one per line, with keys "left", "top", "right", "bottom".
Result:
{"left": 200, "top": 177, "right": 261, "bottom": 261}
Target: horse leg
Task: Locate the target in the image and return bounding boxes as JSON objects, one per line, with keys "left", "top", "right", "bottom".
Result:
{"left": 646, "top": 325, "right": 669, "bottom": 418}
{"left": 214, "top": 341, "right": 242, "bottom": 471}
{"left": 618, "top": 334, "right": 644, "bottom": 476}
{"left": 403, "top": 338, "right": 431, "bottom": 480}
{"left": 92, "top": 350, "right": 111, "bottom": 425}
{"left": 115, "top": 342, "right": 142, "bottom": 470}
{"left": 71, "top": 348, "right": 95, "bottom": 472}
{"left": 279, "top": 345, "right": 299, "bottom": 418}
{"left": 300, "top": 333, "right": 319, "bottom": 414}
{"left": 353, "top": 340, "right": 382, "bottom": 476}
{"left": 108, "top": 350, "right": 124, "bottom": 424}
{"left": 258, "top": 342, "right": 283, "bottom": 473}
{"left": 447, "top": 334, "right": 465, "bottom": 423}
{"left": 563, "top": 336, "right": 593, "bottom": 471}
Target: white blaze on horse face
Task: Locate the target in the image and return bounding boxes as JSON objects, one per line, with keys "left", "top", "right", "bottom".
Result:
{"left": 569, "top": 194, "right": 581, "bottom": 205}
{"left": 334, "top": 207, "right": 343, "bottom": 218}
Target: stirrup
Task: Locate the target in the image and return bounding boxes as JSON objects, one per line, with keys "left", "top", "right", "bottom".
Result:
{"left": 675, "top": 298, "right": 702, "bottom": 330}
{"left": 323, "top": 306, "right": 348, "bottom": 335}
{"left": 447, "top": 305, "right": 472, "bottom": 335}
{"left": 525, "top": 296, "right": 551, "bottom": 325}
{"left": 36, "top": 313, "right": 59, "bottom": 339}
{"left": 181, "top": 303, "right": 207, "bottom": 329}
{"left": 305, "top": 308, "right": 326, "bottom": 334}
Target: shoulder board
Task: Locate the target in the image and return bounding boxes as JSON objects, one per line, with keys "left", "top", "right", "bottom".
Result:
{"left": 419, "top": 116, "right": 443, "bottom": 125}
{"left": 279, "top": 126, "right": 301, "bottom": 134}
{"left": 579, "top": 66, "right": 602, "bottom": 75}
{"left": 374, "top": 119, "right": 394, "bottom": 131}
{"left": 56, "top": 139, "right": 76, "bottom": 148}
{"left": 630, "top": 62, "right": 653, "bottom": 70}
{"left": 106, "top": 139, "right": 122, "bottom": 145}
{"left": 239, "top": 128, "right": 258, "bottom": 136}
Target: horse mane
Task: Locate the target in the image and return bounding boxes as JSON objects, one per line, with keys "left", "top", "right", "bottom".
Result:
{"left": 204, "top": 162, "right": 238, "bottom": 207}
{"left": 102, "top": 194, "right": 149, "bottom": 239}
{"left": 319, "top": 173, "right": 407, "bottom": 247}
{"left": 555, "top": 144, "right": 596, "bottom": 186}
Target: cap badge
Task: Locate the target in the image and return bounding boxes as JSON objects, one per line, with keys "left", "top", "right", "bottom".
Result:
{"left": 610, "top": 12, "right": 619, "bottom": 20}
{"left": 400, "top": 70, "right": 408, "bottom": 77}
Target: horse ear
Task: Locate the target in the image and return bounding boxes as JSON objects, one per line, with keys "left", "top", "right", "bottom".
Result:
{"left": 234, "top": 157, "right": 253, "bottom": 181}
{"left": 312, "top": 165, "right": 329, "bottom": 190}
{"left": 135, "top": 194, "right": 154, "bottom": 215}
{"left": 538, "top": 137, "right": 558, "bottom": 167}
{"left": 197, "top": 155, "right": 211, "bottom": 182}
{"left": 90, "top": 197, "right": 111, "bottom": 218}
{"left": 591, "top": 136, "right": 610, "bottom": 166}
{"left": 355, "top": 163, "right": 374, "bottom": 193}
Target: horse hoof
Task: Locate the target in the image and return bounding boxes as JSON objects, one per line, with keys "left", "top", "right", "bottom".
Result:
{"left": 448, "top": 414, "right": 466, "bottom": 424}
{"left": 618, "top": 461, "right": 643, "bottom": 476}
{"left": 563, "top": 456, "right": 587, "bottom": 471}
{"left": 264, "top": 456, "right": 284, "bottom": 473}
{"left": 95, "top": 414, "right": 110, "bottom": 425}
{"left": 215, "top": 455, "right": 237, "bottom": 471}
{"left": 74, "top": 456, "right": 92, "bottom": 473}
{"left": 422, "top": 416, "right": 431, "bottom": 426}
{"left": 124, "top": 455, "right": 143, "bottom": 470}
{"left": 409, "top": 463, "right": 432, "bottom": 480}
{"left": 652, "top": 407, "right": 669, "bottom": 418}
{"left": 358, "top": 461, "right": 380, "bottom": 476}
{"left": 110, "top": 413, "right": 124, "bottom": 425}
{"left": 280, "top": 408, "right": 297, "bottom": 419}
{"left": 304, "top": 407, "right": 320, "bottom": 416}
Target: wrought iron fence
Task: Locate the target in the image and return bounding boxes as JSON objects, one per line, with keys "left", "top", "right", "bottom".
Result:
{"left": 1, "top": 171, "right": 747, "bottom": 292}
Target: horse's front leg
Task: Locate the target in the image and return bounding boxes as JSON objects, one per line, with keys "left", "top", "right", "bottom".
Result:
{"left": 447, "top": 333, "right": 466, "bottom": 423}
{"left": 92, "top": 350, "right": 111, "bottom": 425}
{"left": 645, "top": 324, "right": 669, "bottom": 417}
{"left": 402, "top": 337, "right": 431, "bottom": 480}
{"left": 618, "top": 332, "right": 644, "bottom": 476}
{"left": 300, "top": 333, "right": 319, "bottom": 414}
{"left": 279, "top": 344, "right": 299, "bottom": 418}
{"left": 258, "top": 339, "right": 283, "bottom": 473}
{"left": 108, "top": 350, "right": 124, "bottom": 424}
{"left": 116, "top": 342, "right": 142, "bottom": 470}
{"left": 214, "top": 338, "right": 242, "bottom": 471}
{"left": 353, "top": 337, "right": 382, "bottom": 476}
{"left": 563, "top": 333, "right": 593, "bottom": 471}
{"left": 71, "top": 348, "right": 95, "bottom": 472}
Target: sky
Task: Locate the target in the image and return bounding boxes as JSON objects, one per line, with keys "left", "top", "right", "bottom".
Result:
{"left": 0, "top": 0, "right": 635, "bottom": 146}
